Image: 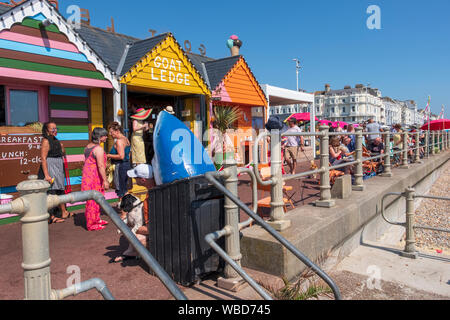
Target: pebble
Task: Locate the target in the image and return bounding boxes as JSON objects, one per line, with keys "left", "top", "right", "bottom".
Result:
{"left": 414, "top": 160, "right": 450, "bottom": 252}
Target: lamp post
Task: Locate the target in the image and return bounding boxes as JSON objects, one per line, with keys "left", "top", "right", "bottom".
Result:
{"left": 293, "top": 58, "right": 301, "bottom": 91}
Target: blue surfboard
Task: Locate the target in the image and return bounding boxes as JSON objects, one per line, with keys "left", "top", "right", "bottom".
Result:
{"left": 152, "top": 111, "right": 216, "bottom": 185}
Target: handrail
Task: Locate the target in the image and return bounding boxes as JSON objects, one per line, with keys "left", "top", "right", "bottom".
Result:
{"left": 380, "top": 188, "right": 450, "bottom": 258}
{"left": 204, "top": 171, "right": 342, "bottom": 300}
{"left": 237, "top": 166, "right": 258, "bottom": 230}
{"left": 49, "top": 191, "right": 188, "bottom": 300}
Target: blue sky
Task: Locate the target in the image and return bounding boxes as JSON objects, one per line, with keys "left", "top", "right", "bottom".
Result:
{"left": 57, "top": 0, "right": 448, "bottom": 117}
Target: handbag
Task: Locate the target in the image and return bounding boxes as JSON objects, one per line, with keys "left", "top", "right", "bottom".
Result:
{"left": 63, "top": 156, "right": 72, "bottom": 194}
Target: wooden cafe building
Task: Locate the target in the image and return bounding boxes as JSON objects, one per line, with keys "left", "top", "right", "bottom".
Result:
{"left": 0, "top": 0, "right": 268, "bottom": 223}
{"left": 0, "top": 0, "right": 120, "bottom": 223}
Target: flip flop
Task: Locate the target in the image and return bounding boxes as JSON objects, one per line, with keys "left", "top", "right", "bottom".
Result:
{"left": 48, "top": 216, "right": 65, "bottom": 224}
{"left": 108, "top": 255, "right": 137, "bottom": 264}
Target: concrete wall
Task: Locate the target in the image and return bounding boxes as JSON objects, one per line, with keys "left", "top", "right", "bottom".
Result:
{"left": 240, "top": 151, "right": 449, "bottom": 280}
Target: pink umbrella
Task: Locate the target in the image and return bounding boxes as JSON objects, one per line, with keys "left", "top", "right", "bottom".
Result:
{"left": 286, "top": 113, "right": 318, "bottom": 122}
{"left": 421, "top": 119, "right": 450, "bottom": 131}
{"left": 332, "top": 121, "right": 348, "bottom": 128}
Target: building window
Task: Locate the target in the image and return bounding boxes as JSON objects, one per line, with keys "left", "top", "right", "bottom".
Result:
{"left": 342, "top": 107, "right": 346, "bottom": 113}
{"left": 351, "top": 106, "right": 356, "bottom": 112}
{"left": 8, "top": 89, "right": 39, "bottom": 126}
{"left": 331, "top": 107, "right": 335, "bottom": 113}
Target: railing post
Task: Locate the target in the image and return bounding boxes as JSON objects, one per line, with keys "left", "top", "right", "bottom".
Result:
{"left": 414, "top": 131, "right": 422, "bottom": 164}
{"left": 425, "top": 131, "right": 429, "bottom": 158}
{"left": 218, "top": 157, "right": 247, "bottom": 291}
{"left": 431, "top": 131, "right": 436, "bottom": 156}
{"left": 315, "top": 126, "right": 335, "bottom": 207}
{"left": 268, "top": 129, "right": 291, "bottom": 231}
{"left": 400, "top": 187, "right": 418, "bottom": 259}
{"left": 436, "top": 131, "right": 441, "bottom": 154}
{"left": 381, "top": 131, "right": 392, "bottom": 177}
{"left": 352, "top": 126, "right": 365, "bottom": 191}
{"left": 400, "top": 132, "right": 409, "bottom": 168}
{"left": 16, "top": 176, "right": 53, "bottom": 300}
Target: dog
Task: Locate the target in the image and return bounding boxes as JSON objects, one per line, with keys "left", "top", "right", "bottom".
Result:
{"left": 118, "top": 194, "right": 144, "bottom": 236}
{"left": 310, "top": 160, "right": 319, "bottom": 179}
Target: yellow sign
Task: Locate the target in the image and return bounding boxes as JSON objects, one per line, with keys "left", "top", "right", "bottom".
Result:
{"left": 121, "top": 34, "right": 210, "bottom": 96}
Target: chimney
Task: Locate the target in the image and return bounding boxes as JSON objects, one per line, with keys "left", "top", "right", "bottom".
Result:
{"left": 344, "top": 85, "right": 351, "bottom": 90}
{"left": 227, "top": 35, "right": 243, "bottom": 56}
{"left": 325, "top": 84, "right": 331, "bottom": 92}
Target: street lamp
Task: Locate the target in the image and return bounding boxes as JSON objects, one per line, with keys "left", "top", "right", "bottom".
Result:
{"left": 293, "top": 58, "right": 301, "bottom": 91}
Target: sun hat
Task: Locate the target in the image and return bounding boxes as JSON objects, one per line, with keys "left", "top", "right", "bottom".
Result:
{"left": 130, "top": 108, "right": 152, "bottom": 120}
{"left": 165, "top": 106, "right": 175, "bottom": 115}
{"left": 127, "top": 164, "right": 153, "bottom": 179}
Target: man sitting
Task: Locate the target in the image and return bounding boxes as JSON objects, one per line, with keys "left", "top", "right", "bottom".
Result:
{"left": 368, "top": 137, "right": 385, "bottom": 155}
{"left": 110, "top": 164, "right": 155, "bottom": 263}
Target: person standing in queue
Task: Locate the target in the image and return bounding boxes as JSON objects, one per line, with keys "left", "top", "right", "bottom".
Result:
{"left": 81, "top": 128, "right": 109, "bottom": 231}
{"left": 39, "top": 122, "right": 70, "bottom": 224}
{"left": 107, "top": 122, "right": 132, "bottom": 215}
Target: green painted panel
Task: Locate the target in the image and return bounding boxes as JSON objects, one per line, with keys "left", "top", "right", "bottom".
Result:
{"left": 58, "top": 125, "right": 89, "bottom": 133}
{"left": 21, "top": 18, "right": 60, "bottom": 33}
{"left": 69, "top": 168, "right": 83, "bottom": 177}
{"left": 67, "top": 198, "right": 119, "bottom": 212}
{"left": 0, "top": 216, "right": 20, "bottom": 226}
{"left": 65, "top": 147, "right": 85, "bottom": 155}
{"left": 0, "top": 57, "right": 105, "bottom": 80}
{"left": 50, "top": 102, "right": 88, "bottom": 111}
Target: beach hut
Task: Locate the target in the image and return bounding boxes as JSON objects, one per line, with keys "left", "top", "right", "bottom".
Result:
{"left": 0, "top": 0, "right": 118, "bottom": 223}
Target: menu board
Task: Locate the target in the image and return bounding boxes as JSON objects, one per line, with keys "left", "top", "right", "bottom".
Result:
{"left": 0, "top": 132, "right": 43, "bottom": 188}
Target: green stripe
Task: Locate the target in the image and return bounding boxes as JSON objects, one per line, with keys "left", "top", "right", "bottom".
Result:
{"left": 0, "top": 216, "right": 20, "bottom": 226}
{"left": 58, "top": 125, "right": 89, "bottom": 133}
{"left": 68, "top": 199, "right": 119, "bottom": 212}
{"left": 21, "top": 18, "right": 60, "bottom": 33}
{"left": 0, "top": 57, "right": 105, "bottom": 80}
{"left": 50, "top": 102, "right": 88, "bottom": 111}
{"left": 69, "top": 168, "right": 83, "bottom": 177}
{"left": 65, "top": 147, "right": 85, "bottom": 155}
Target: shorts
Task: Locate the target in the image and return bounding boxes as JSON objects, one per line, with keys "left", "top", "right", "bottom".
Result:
{"left": 284, "top": 146, "right": 298, "bottom": 162}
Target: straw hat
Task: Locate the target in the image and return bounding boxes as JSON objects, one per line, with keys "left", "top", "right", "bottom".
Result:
{"left": 165, "top": 106, "right": 175, "bottom": 115}
{"left": 130, "top": 108, "right": 152, "bottom": 120}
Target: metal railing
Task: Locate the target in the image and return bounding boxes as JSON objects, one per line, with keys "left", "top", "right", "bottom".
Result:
{"left": 0, "top": 176, "right": 187, "bottom": 300}
{"left": 381, "top": 187, "right": 450, "bottom": 259}
{"left": 251, "top": 126, "right": 448, "bottom": 226}
{"left": 204, "top": 160, "right": 342, "bottom": 300}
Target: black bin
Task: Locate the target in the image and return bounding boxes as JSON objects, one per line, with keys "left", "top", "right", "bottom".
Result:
{"left": 148, "top": 175, "right": 225, "bottom": 286}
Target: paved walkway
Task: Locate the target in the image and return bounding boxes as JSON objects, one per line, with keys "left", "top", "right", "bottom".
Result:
{"left": 1, "top": 152, "right": 447, "bottom": 300}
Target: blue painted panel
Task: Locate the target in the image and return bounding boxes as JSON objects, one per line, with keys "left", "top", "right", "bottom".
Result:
{"left": 57, "top": 133, "right": 89, "bottom": 141}
{"left": 0, "top": 39, "right": 89, "bottom": 62}
{"left": 68, "top": 176, "right": 82, "bottom": 186}
{"left": 0, "top": 186, "right": 17, "bottom": 194}
{"left": 50, "top": 87, "right": 88, "bottom": 98}
{"left": 31, "top": 13, "right": 47, "bottom": 21}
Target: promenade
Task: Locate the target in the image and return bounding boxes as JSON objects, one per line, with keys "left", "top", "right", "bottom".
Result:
{"left": 0, "top": 153, "right": 448, "bottom": 300}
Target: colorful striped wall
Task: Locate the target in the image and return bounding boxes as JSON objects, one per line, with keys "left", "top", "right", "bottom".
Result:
{"left": 49, "top": 86, "right": 89, "bottom": 192}
{"left": 0, "top": 15, "right": 112, "bottom": 88}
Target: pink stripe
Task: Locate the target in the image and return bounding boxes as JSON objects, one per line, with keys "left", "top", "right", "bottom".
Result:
{"left": 213, "top": 83, "right": 232, "bottom": 102}
{"left": 66, "top": 154, "right": 84, "bottom": 162}
{"left": 66, "top": 192, "right": 118, "bottom": 207}
{"left": 0, "top": 31, "right": 80, "bottom": 53}
{"left": 51, "top": 109, "right": 88, "bottom": 119}
{"left": 0, "top": 214, "right": 18, "bottom": 219}
{"left": 0, "top": 67, "right": 113, "bottom": 89}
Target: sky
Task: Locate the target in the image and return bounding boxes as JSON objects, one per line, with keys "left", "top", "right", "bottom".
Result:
{"left": 56, "top": 0, "right": 449, "bottom": 117}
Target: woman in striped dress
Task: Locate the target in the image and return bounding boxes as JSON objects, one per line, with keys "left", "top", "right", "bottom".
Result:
{"left": 39, "top": 122, "right": 70, "bottom": 224}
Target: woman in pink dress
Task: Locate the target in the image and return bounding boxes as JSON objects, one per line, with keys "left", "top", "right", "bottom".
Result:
{"left": 81, "top": 128, "right": 109, "bottom": 231}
